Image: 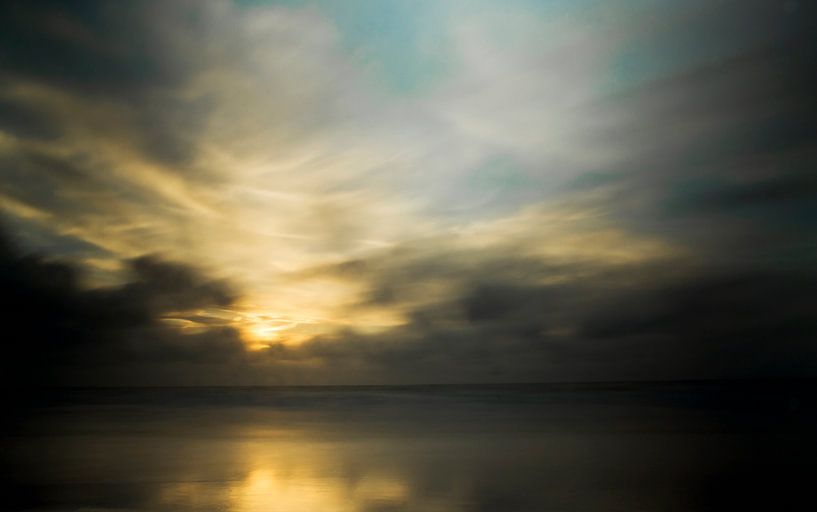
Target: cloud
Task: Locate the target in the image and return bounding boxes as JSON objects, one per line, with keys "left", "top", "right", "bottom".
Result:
{"left": 0, "top": 227, "right": 246, "bottom": 390}
{"left": 0, "top": 0, "right": 428, "bottom": 288}
{"left": 263, "top": 250, "right": 817, "bottom": 384}
{"left": 592, "top": 17, "right": 817, "bottom": 264}
{"left": 0, "top": 0, "right": 213, "bottom": 167}
{"left": 0, "top": 97, "right": 61, "bottom": 141}
{"left": 0, "top": 0, "right": 815, "bottom": 386}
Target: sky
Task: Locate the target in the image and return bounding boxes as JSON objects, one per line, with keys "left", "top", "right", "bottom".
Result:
{"left": 0, "top": 0, "right": 815, "bottom": 386}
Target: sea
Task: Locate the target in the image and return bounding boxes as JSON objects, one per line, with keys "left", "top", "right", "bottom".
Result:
{"left": 4, "top": 381, "right": 816, "bottom": 511}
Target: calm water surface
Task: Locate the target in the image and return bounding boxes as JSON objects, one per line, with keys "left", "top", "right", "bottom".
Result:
{"left": 4, "top": 383, "right": 817, "bottom": 511}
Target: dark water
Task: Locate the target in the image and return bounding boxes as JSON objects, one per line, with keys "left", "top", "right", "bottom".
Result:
{"left": 4, "top": 382, "right": 817, "bottom": 511}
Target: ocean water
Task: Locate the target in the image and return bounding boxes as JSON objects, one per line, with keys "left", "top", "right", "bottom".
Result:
{"left": 4, "top": 382, "right": 817, "bottom": 511}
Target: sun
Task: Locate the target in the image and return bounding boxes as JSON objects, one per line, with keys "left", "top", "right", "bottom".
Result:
{"left": 232, "top": 307, "right": 303, "bottom": 350}
{"left": 244, "top": 323, "right": 281, "bottom": 350}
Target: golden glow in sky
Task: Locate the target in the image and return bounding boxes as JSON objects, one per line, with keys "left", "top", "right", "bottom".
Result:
{"left": 10, "top": 0, "right": 798, "bottom": 387}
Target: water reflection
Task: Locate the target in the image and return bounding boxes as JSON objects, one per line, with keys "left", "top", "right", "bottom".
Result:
{"left": 5, "top": 384, "right": 817, "bottom": 511}
{"left": 156, "top": 439, "right": 414, "bottom": 512}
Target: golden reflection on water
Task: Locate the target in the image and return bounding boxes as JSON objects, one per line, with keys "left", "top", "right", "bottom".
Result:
{"left": 155, "top": 437, "right": 414, "bottom": 512}
{"left": 12, "top": 388, "right": 803, "bottom": 512}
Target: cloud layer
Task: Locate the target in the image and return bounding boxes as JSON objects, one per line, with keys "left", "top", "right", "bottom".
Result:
{"left": 1, "top": 0, "right": 815, "bottom": 385}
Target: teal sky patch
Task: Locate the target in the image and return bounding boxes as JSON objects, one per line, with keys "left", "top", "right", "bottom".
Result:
{"left": 467, "top": 156, "right": 532, "bottom": 192}
{"left": 237, "top": 0, "right": 453, "bottom": 94}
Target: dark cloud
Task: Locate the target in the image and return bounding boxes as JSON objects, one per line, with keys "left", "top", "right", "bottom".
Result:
{"left": 269, "top": 244, "right": 817, "bottom": 384}
{"left": 594, "top": 12, "right": 817, "bottom": 263}
{"left": 0, "top": 0, "right": 210, "bottom": 166}
{"left": 0, "top": 227, "right": 245, "bottom": 394}
{"left": 0, "top": 98, "right": 61, "bottom": 141}
{"left": 0, "top": 1, "right": 185, "bottom": 96}
{"left": 0, "top": 148, "right": 99, "bottom": 217}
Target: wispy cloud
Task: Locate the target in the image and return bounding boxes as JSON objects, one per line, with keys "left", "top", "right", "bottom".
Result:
{"left": 1, "top": 0, "right": 814, "bottom": 384}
